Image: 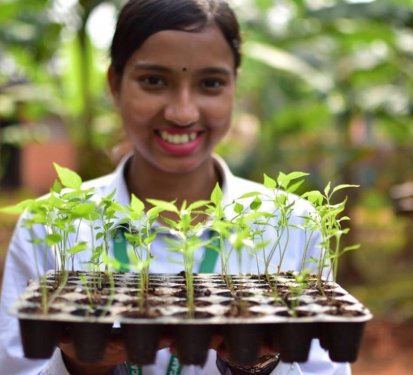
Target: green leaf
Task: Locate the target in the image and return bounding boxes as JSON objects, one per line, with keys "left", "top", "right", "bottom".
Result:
{"left": 238, "top": 191, "right": 261, "bottom": 199}
{"left": 0, "top": 199, "right": 35, "bottom": 215}
{"left": 277, "top": 171, "right": 308, "bottom": 190}
{"left": 275, "top": 194, "right": 287, "bottom": 206}
{"left": 287, "top": 179, "right": 305, "bottom": 194}
{"left": 124, "top": 232, "right": 141, "bottom": 246}
{"left": 72, "top": 202, "right": 96, "bottom": 217}
{"left": 67, "top": 242, "right": 88, "bottom": 254}
{"left": 250, "top": 197, "right": 262, "bottom": 211}
{"left": 289, "top": 171, "right": 309, "bottom": 180}
{"left": 144, "top": 232, "right": 157, "bottom": 245}
{"left": 51, "top": 180, "right": 62, "bottom": 194}
{"left": 130, "top": 194, "right": 145, "bottom": 213}
{"left": 342, "top": 244, "right": 361, "bottom": 253}
{"left": 263, "top": 173, "right": 276, "bottom": 189}
{"left": 187, "top": 200, "right": 210, "bottom": 211}
{"left": 332, "top": 184, "right": 360, "bottom": 194}
{"left": 324, "top": 182, "right": 331, "bottom": 197}
{"left": 210, "top": 183, "right": 223, "bottom": 205}
{"left": 45, "top": 233, "right": 62, "bottom": 246}
{"left": 146, "top": 206, "right": 163, "bottom": 222}
{"left": 162, "top": 216, "right": 179, "bottom": 228}
{"left": 302, "top": 191, "right": 324, "bottom": 205}
{"left": 146, "top": 199, "right": 178, "bottom": 213}
{"left": 53, "top": 163, "right": 82, "bottom": 189}
{"left": 234, "top": 202, "right": 244, "bottom": 214}
{"left": 277, "top": 172, "right": 288, "bottom": 189}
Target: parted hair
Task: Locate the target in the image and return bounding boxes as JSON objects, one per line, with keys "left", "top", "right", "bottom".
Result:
{"left": 110, "top": 0, "right": 242, "bottom": 77}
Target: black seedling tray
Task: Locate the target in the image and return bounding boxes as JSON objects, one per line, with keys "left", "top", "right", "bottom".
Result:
{"left": 11, "top": 272, "right": 372, "bottom": 366}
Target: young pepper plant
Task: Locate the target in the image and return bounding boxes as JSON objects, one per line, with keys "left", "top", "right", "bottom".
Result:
{"left": 206, "top": 184, "right": 233, "bottom": 287}
{"left": 302, "top": 182, "right": 360, "bottom": 291}
{"left": 121, "top": 194, "right": 159, "bottom": 314}
{"left": 0, "top": 163, "right": 94, "bottom": 313}
{"left": 259, "top": 171, "right": 309, "bottom": 280}
{"left": 147, "top": 198, "right": 211, "bottom": 317}
{"left": 1, "top": 197, "right": 62, "bottom": 314}
{"left": 207, "top": 184, "right": 268, "bottom": 294}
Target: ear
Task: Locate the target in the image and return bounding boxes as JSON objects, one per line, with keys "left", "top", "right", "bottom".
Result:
{"left": 107, "top": 65, "right": 121, "bottom": 106}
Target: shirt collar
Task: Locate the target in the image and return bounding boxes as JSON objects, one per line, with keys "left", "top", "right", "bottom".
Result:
{"left": 107, "top": 153, "right": 236, "bottom": 207}
{"left": 105, "top": 154, "right": 131, "bottom": 206}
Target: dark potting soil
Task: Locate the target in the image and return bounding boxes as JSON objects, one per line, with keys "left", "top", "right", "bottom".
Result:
{"left": 121, "top": 308, "right": 163, "bottom": 319}
{"left": 18, "top": 306, "right": 62, "bottom": 315}
{"left": 275, "top": 309, "right": 317, "bottom": 318}
{"left": 171, "top": 310, "right": 214, "bottom": 319}
{"left": 223, "top": 301, "right": 264, "bottom": 318}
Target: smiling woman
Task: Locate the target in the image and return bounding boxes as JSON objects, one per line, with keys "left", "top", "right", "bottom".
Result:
{"left": 0, "top": 1, "right": 352, "bottom": 375}
{"left": 108, "top": 26, "right": 236, "bottom": 183}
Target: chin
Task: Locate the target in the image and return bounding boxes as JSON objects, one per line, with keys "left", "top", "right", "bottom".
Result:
{"left": 156, "top": 157, "right": 209, "bottom": 175}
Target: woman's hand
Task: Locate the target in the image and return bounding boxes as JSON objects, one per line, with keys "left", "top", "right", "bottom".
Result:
{"left": 58, "top": 334, "right": 127, "bottom": 375}
{"left": 210, "top": 333, "right": 280, "bottom": 374}
{"left": 58, "top": 333, "right": 172, "bottom": 375}
{"left": 210, "top": 333, "right": 279, "bottom": 362}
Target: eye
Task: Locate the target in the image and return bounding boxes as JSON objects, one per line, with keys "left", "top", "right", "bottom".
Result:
{"left": 201, "top": 78, "right": 225, "bottom": 90}
{"left": 138, "top": 75, "right": 167, "bottom": 88}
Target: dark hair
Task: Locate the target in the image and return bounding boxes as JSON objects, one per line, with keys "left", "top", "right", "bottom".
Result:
{"left": 110, "top": 0, "right": 241, "bottom": 77}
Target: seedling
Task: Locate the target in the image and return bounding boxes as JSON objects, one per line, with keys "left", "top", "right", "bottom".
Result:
{"left": 147, "top": 198, "right": 211, "bottom": 316}
{"left": 302, "top": 182, "right": 360, "bottom": 291}
{"left": 1, "top": 163, "right": 360, "bottom": 322}
{"left": 121, "top": 194, "right": 158, "bottom": 313}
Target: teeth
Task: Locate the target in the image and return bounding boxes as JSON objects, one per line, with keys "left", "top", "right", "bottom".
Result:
{"left": 160, "top": 131, "right": 198, "bottom": 144}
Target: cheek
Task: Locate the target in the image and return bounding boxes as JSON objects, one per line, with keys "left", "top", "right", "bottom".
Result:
{"left": 119, "top": 95, "right": 159, "bottom": 125}
{"left": 205, "top": 95, "right": 234, "bottom": 131}
{"left": 118, "top": 80, "right": 161, "bottom": 122}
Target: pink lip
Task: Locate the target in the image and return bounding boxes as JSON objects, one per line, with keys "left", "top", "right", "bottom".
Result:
{"left": 156, "top": 127, "right": 203, "bottom": 135}
{"left": 155, "top": 130, "right": 204, "bottom": 156}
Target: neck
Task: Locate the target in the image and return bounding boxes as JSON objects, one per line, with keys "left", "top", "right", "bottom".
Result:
{"left": 125, "top": 154, "right": 220, "bottom": 207}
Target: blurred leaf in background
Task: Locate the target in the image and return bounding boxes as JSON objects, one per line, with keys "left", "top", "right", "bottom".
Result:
{"left": 0, "top": 0, "right": 125, "bottom": 180}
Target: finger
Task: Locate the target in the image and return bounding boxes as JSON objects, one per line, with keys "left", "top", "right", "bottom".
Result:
{"left": 209, "top": 333, "right": 225, "bottom": 351}
{"left": 159, "top": 335, "right": 173, "bottom": 349}
{"left": 58, "top": 330, "right": 72, "bottom": 345}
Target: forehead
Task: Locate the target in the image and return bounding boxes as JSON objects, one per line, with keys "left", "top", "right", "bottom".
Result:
{"left": 126, "top": 26, "right": 235, "bottom": 72}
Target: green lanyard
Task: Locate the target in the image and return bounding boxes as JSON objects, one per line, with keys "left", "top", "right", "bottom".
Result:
{"left": 113, "top": 229, "right": 219, "bottom": 375}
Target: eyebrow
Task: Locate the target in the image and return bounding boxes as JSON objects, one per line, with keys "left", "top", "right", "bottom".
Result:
{"left": 133, "top": 63, "right": 233, "bottom": 76}
{"left": 133, "top": 63, "right": 171, "bottom": 73}
{"left": 199, "top": 67, "right": 233, "bottom": 76}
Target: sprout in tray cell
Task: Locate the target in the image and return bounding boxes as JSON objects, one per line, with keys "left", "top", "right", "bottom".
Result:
{"left": 147, "top": 198, "right": 212, "bottom": 317}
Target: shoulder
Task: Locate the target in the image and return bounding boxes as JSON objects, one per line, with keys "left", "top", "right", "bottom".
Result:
{"left": 81, "top": 173, "right": 116, "bottom": 193}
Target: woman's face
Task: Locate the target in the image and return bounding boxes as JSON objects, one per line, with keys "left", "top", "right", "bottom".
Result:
{"left": 109, "top": 25, "right": 236, "bottom": 175}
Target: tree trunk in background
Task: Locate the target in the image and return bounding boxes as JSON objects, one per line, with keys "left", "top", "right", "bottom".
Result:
{"left": 75, "top": 0, "right": 114, "bottom": 180}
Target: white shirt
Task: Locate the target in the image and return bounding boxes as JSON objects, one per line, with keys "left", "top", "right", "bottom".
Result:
{"left": 0, "top": 155, "right": 351, "bottom": 375}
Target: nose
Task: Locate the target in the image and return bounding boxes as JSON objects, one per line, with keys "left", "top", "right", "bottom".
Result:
{"left": 164, "top": 88, "right": 200, "bottom": 126}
